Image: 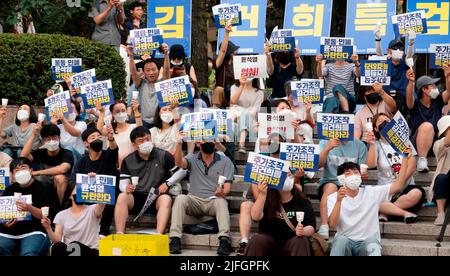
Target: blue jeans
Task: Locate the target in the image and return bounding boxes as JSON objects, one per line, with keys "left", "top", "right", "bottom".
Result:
{"left": 330, "top": 235, "right": 381, "bottom": 256}
{"left": 0, "top": 234, "right": 50, "bottom": 256}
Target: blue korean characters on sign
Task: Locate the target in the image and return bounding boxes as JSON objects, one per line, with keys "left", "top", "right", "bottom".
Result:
{"left": 429, "top": 44, "right": 450, "bottom": 68}
{"left": 360, "top": 60, "right": 392, "bottom": 85}
{"left": 290, "top": 79, "right": 324, "bottom": 105}
{"left": 212, "top": 3, "right": 242, "bottom": 28}
{"left": 80, "top": 80, "right": 115, "bottom": 109}
{"left": 269, "top": 27, "right": 295, "bottom": 53}
{"left": 181, "top": 112, "right": 217, "bottom": 141}
{"left": 244, "top": 152, "right": 290, "bottom": 190}
{"left": 317, "top": 113, "right": 355, "bottom": 141}
{"left": 0, "top": 195, "right": 32, "bottom": 223}
{"left": 392, "top": 10, "right": 428, "bottom": 38}
{"left": 280, "top": 143, "right": 320, "bottom": 172}
{"left": 51, "top": 58, "right": 82, "bottom": 81}
{"left": 217, "top": 0, "right": 267, "bottom": 54}
{"left": 380, "top": 111, "right": 416, "bottom": 157}
{"left": 408, "top": 0, "right": 449, "bottom": 53}
{"left": 130, "top": 28, "right": 164, "bottom": 57}
{"left": 70, "top": 69, "right": 96, "bottom": 94}
{"left": 201, "top": 108, "right": 234, "bottom": 138}
{"left": 284, "top": 0, "right": 333, "bottom": 56}
{"left": 320, "top": 37, "right": 354, "bottom": 61}
{"left": 345, "top": 0, "right": 397, "bottom": 54}
{"left": 44, "top": 91, "right": 73, "bottom": 120}
{"left": 76, "top": 174, "right": 116, "bottom": 205}
{"left": 148, "top": 0, "right": 191, "bottom": 58}
{"left": 0, "top": 168, "right": 9, "bottom": 194}
{"left": 155, "top": 75, "right": 193, "bottom": 108}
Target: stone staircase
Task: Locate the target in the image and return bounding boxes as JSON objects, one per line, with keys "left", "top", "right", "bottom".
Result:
{"left": 125, "top": 142, "right": 450, "bottom": 256}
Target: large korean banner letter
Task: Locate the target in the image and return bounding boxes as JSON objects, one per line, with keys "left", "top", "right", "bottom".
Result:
{"left": 76, "top": 174, "right": 116, "bottom": 205}
{"left": 244, "top": 152, "right": 290, "bottom": 190}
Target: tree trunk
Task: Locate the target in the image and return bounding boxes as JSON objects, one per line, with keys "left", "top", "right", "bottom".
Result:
{"left": 191, "top": 0, "right": 208, "bottom": 87}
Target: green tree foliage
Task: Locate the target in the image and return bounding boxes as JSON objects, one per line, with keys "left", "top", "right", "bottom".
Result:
{"left": 0, "top": 33, "right": 126, "bottom": 105}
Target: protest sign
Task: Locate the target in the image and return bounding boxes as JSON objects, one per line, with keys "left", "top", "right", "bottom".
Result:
{"left": 44, "top": 91, "right": 73, "bottom": 120}
{"left": 317, "top": 113, "right": 355, "bottom": 141}
{"left": 180, "top": 112, "right": 217, "bottom": 141}
{"left": 360, "top": 60, "right": 392, "bottom": 85}
{"left": 244, "top": 152, "right": 290, "bottom": 190}
{"left": 70, "top": 69, "right": 96, "bottom": 94}
{"left": 130, "top": 28, "right": 164, "bottom": 56}
{"left": 392, "top": 10, "right": 428, "bottom": 37}
{"left": 290, "top": 79, "right": 324, "bottom": 105}
{"left": 212, "top": 3, "right": 242, "bottom": 28}
{"left": 380, "top": 111, "right": 417, "bottom": 157}
{"left": 320, "top": 37, "right": 354, "bottom": 60}
{"left": 155, "top": 75, "right": 193, "bottom": 108}
{"left": 0, "top": 168, "right": 9, "bottom": 194}
{"left": 258, "top": 113, "right": 295, "bottom": 139}
{"left": 429, "top": 44, "right": 450, "bottom": 68}
{"left": 76, "top": 174, "right": 116, "bottom": 205}
{"left": 200, "top": 108, "right": 234, "bottom": 138}
{"left": 269, "top": 27, "right": 295, "bottom": 52}
{"left": 80, "top": 80, "right": 115, "bottom": 109}
{"left": 0, "top": 195, "right": 32, "bottom": 223}
{"left": 233, "top": 55, "right": 268, "bottom": 79}
{"left": 51, "top": 58, "right": 82, "bottom": 81}
{"left": 280, "top": 143, "right": 320, "bottom": 172}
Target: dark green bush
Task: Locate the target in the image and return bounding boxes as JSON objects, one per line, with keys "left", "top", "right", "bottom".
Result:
{"left": 0, "top": 33, "right": 126, "bottom": 105}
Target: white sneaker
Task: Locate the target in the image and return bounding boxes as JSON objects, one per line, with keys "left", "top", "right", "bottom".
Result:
{"left": 417, "top": 157, "right": 429, "bottom": 173}
{"left": 434, "top": 213, "right": 445, "bottom": 226}
{"left": 305, "top": 171, "right": 315, "bottom": 179}
{"left": 318, "top": 224, "right": 329, "bottom": 240}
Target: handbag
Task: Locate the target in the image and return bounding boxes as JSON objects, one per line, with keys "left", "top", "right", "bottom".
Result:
{"left": 279, "top": 206, "right": 329, "bottom": 256}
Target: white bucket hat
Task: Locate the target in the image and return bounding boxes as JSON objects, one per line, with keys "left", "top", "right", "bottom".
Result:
{"left": 437, "top": 115, "right": 450, "bottom": 138}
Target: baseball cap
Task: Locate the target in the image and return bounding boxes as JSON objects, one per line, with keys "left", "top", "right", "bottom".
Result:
{"left": 416, "top": 75, "right": 440, "bottom": 91}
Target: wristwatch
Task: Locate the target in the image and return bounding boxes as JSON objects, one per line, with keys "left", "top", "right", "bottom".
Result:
{"left": 166, "top": 180, "right": 173, "bottom": 188}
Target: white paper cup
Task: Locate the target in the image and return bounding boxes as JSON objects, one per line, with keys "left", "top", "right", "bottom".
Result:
{"left": 360, "top": 164, "right": 368, "bottom": 174}
{"left": 296, "top": 211, "right": 304, "bottom": 223}
{"left": 132, "top": 91, "right": 139, "bottom": 100}
{"left": 218, "top": 176, "right": 227, "bottom": 187}
{"left": 41, "top": 207, "right": 49, "bottom": 217}
{"left": 131, "top": 176, "right": 139, "bottom": 187}
{"left": 14, "top": 192, "right": 22, "bottom": 201}
{"left": 1, "top": 98, "right": 8, "bottom": 107}
{"left": 365, "top": 122, "right": 373, "bottom": 132}
{"left": 38, "top": 113, "right": 46, "bottom": 122}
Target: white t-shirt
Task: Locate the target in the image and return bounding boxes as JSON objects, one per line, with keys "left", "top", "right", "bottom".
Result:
{"left": 53, "top": 205, "right": 101, "bottom": 249}
{"left": 327, "top": 185, "right": 390, "bottom": 241}
{"left": 59, "top": 121, "right": 87, "bottom": 155}
{"left": 114, "top": 124, "right": 136, "bottom": 162}
{"left": 375, "top": 140, "right": 414, "bottom": 186}
{"left": 150, "top": 125, "right": 178, "bottom": 153}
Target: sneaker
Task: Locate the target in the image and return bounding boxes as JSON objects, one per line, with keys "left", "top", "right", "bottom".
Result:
{"left": 169, "top": 237, "right": 182, "bottom": 254}
{"left": 404, "top": 213, "right": 418, "bottom": 224}
{"left": 417, "top": 157, "right": 429, "bottom": 173}
{"left": 217, "top": 236, "right": 231, "bottom": 256}
{"left": 236, "top": 242, "right": 247, "bottom": 256}
{"left": 379, "top": 214, "right": 388, "bottom": 222}
{"left": 318, "top": 224, "right": 329, "bottom": 240}
{"left": 305, "top": 171, "right": 315, "bottom": 179}
{"left": 434, "top": 213, "right": 446, "bottom": 226}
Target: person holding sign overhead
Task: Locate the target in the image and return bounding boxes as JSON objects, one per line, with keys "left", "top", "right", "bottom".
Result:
{"left": 368, "top": 113, "right": 424, "bottom": 223}
{"left": 328, "top": 148, "right": 413, "bottom": 256}
{"left": 406, "top": 67, "right": 450, "bottom": 173}
{"left": 0, "top": 157, "right": 58, "bottom": 256}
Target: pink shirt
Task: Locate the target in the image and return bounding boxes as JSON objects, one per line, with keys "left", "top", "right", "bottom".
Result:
{"left": 354, "top": 102, "right": 392, "bottom": 141}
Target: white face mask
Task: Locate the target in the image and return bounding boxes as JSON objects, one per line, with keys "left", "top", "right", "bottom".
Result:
{"left": 43, "top": 140, "right": 60, "bottom": 152}
{"left": 138, "top": 141, "right": 153, "bottom": 155}
{"left": 65, "top": 112, "right": 77, "bottom": 122}
{"left": 15, "top": 170, "right": 32, "bottom": 186}
{"left": 282, "top": 177, "right": 294, "bottom": 192}
{"left": 160, "top": 112, "right": 174, "bottom": 124}
{"left": 428, "top": 88, "right": 440, "bottom": 99}
{"left": 391, "top": 50, "right": 404, "bottom": 60}
{"left": 344, "top": 174, "right": 362, "bottom": 190}
{"left": 114, "top": 112, "right": 128, "bottom": 124}
{"left": 17, "top": 109, "right": 30, "bottom": 122}
{"left": 171, "top": 60, "right": 183, "bottom": 66}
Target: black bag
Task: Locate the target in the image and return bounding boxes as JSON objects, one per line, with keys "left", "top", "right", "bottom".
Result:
{"left": 183, "top": 219, "right": 219, "bottom": 235}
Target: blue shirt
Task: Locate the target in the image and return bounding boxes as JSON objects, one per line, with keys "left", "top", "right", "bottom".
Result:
{"left": 383, "top": 59, "right": 409, "bottom": 97}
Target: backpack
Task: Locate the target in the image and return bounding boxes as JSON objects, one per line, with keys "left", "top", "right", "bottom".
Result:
{"left": 183, "top": 219, "right": 219, "bottom": 235}
{"left": 87, "top": 0, "right": 104, "bottom": 39}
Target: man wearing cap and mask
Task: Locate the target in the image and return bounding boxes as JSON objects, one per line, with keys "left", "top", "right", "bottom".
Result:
{"left": 158, "top": 44, "right": 197, "bottom": 82}
{"left": 212, "top": 23, "right": 240, "bottom": 108}
{"left": 72, "top": 126, "right": 118, "bottom": 236}
{"left": 405, "top": 66, "right": 450, "bottom": 172}
{"left": 21, "top": 123, "right": 74, "bottom": 207}
{"left": 169, "top": 134, "right": 234, "bottom": 256}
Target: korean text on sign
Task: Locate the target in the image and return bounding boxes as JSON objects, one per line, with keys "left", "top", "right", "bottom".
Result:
{"left": 317, "top": 113, "right": 355, "bottom": 141}
{"left": 51, "top": 58, "right": 82, "bottom": 81}
{"left": 280, "top": 143, "right": 320, "bottom": 172}
{"left": 392, "top": 10, "right": 428, "bottom": 37}
{"left": 284, "top": 0, "right": 333, "bottom": 55}
{"left": 320, "top": 37, "right": 354, "bottom": 60}
{"left": 130, "top": 28, "right": 164, "bottom": 56}
{"left": 269, "top": 27, "right": 295, "bottom": 52}
{"left": 290, "top": 79, "right": 324, "bottom": 105}
{"left": 233, "top": 55, "right": 268, "bottom": 79}
{"left": 200, "top": 108, "right": 234, "bottom": 137}
{"left": 244, "top": 152, "right": 290, "bottom": 190}
{"left": 155, "top": 75, "right": 193, "bottom": 108}
{"left": 44, "top": 91, "right": 73, "bottom": 120}
{"left": 70, "top": 69, "right": 96, "bottom": 94}
{"left": 429, "top": 44, "right": 450, "bottom": 68}
{"left": 212, "top": 3, "right": 242, "bottom": 28}
{"left": 0, "top": 195, "right": 32, "bottom": 223}
{"left": 258, "top": 113, "right": 295, "bottom": 140}
{"left": 380, "top": 111, "right": 416, "bottom": 157}
{"left": 80, "top": 80, "right": 115, "bottom": 109}
{"left": 360, "top": 60, "right": 392, "bottom": 86}
{"left": 76, "top": 174, "right": 116, "bottom": 205}
{"left": 181, "top": 112, "right": 217, "bottom": 141}
{"left": 0, "top": 168, "right": 10, "bottom": 194}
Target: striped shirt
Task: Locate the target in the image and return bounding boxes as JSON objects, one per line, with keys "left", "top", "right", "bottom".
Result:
{"left": 322, "top": 63, "right": 357, "bottom": 96}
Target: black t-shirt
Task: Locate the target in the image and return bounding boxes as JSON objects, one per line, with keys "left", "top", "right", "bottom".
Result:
{"left": 409, "top": 94, "right": 445, "bottom": 137}
{"left": 72, "top": 148, "right": 119, "bottom": 183}
{"left": 258, "top": 196, "right": 316, "bottom": 245}
{"left": 213, "top": 57, "right": 235, "bottom": 88}
{"left": 269, "top": 63, "right": 302, "bottom": 99}
{"left": 31, "top": 148, "right": 74, "bottom": 171}
{"left": 0, "top": 180, "right": 59, "bottom": 236}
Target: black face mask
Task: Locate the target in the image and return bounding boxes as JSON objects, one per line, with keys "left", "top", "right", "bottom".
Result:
{"left": 201, "top": 142, "right": 216, "bottom": 154}
{"left": 378, "top": 121, "right": 388, "bottom": 132}
{"left": 90, "top": 139, "right": 103, "bottom": 153}
{"left": 366, "top": 93, "right": 381, "bottom": 104}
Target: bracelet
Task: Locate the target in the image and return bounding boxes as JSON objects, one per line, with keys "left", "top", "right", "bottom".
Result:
{"left": 375, "top": 38, "right": 381, "bottom": 42}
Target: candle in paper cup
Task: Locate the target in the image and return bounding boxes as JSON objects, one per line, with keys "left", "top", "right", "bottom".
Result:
{"left": 14, "top": 192, "right": 22, "bottom": 201}
{"left": 104, "top": 118, "right": 111, "bottom": 126}
{"left": 365, "top": 122, "right": 373, "bottom": 132}
{"left": 1, "top": 98, "right": 8, "bottom": 107}
{"left": 296, "top": 212, "right": 304, "bottom": 223}
{"left": 41, "top": 207, "right": 49, "bottom": 217}
{"left": 360, "top": 164, "right": 368, "bottom": 174}
{"left": 131, "top": 176, "right": 139, "bottom": 187}
{"left": 218, "top": 176, "right": 227, "bottom": 187}
{"left": 406, "top": 58, "right": 414, "bottom": 68}
{"left": 132, "top": 91, "right": 139, "bottom": 100}
{"left": 38, "top": 113, "right": 46, "bottom": 123}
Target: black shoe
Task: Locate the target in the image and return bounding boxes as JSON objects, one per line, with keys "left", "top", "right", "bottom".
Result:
{"left": 236, "top": 242, "right": 247, "bottom": 256}
{"left": 170, "top": 237, "right": 182, "bottom": 254}
{"left": 217, "top": 237, "right": 231, "bottom": 256}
